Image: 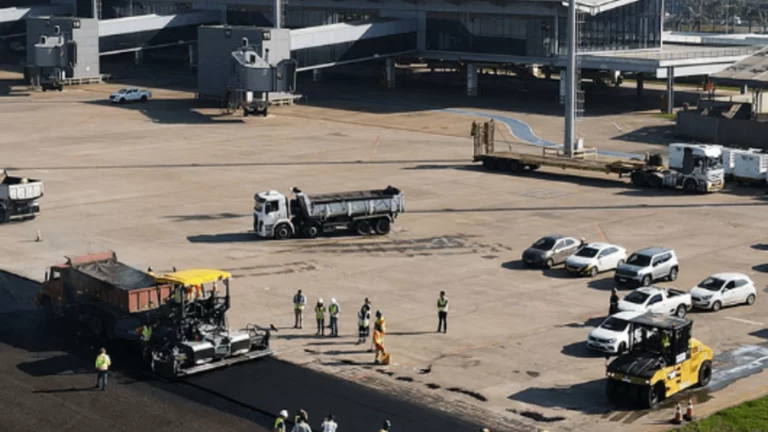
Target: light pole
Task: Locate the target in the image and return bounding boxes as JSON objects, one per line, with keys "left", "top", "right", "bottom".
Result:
{"left": 564, "top": 0, "right": 577, "bottom": 158}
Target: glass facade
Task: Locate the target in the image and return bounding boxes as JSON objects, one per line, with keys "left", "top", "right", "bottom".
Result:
{"left": 563, "top": 0, "right": 663, "bottom": 52}
{"left": 426, "top": 0, "right": 662, "bottom": 57}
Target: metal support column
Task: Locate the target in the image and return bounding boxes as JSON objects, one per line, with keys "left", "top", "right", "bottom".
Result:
{"left": 563, "top": 0, "right": 577, "bottom": 157}
{"left": 636, "top": 73, "right": 644, "bottom": 97}
{"left": 553, "top": 10, "right": 559, "bottom": 55}
{"left": 273, "top": 0, "right": 282, "bottom": 29}
{"left": 385, "top": 58, "right": 396, "bottom": 89}
{"left": 312, "top": 69, "right": 322, "bottom": 82}
{"left": 666, "top": 67, "right": 674, "bottom": 114}
{"left": 91, "top": 0, "right": 98, "bottom": 18}
{"left": 466, "top": 63, "right": 478, "bottom": 96}
{"left": 134, "top": 50, "right": 143, "bottom": 65}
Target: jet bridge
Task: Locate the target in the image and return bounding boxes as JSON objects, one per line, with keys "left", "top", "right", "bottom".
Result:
{"left": 0, "top": 5, "right": 72, "bottom": 24}
{"left": 226, "top": 40, "right": 297, "bottom": 116}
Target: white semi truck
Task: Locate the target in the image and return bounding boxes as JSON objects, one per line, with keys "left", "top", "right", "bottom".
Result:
{"left": 253, "top": 186, "right": 405, "bottom": 239}
{"left": 0, "top": 169, "right": 43, "bottom": 223}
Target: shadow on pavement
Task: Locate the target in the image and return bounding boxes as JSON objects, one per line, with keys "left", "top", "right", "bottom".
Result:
{"left": 588, "top": 278, "right": 616, "bottom": 291}
{"left": 508, "top": 378, "right": 611, "bottom": 414}
{"left": 187, "top": 233, "right": 257, "bottom": 244}
{"left": 561, "top": 341, "right": 609, "bottom": 359}
{"left": 83, "top": 99, "right": 244, "bottom": 125}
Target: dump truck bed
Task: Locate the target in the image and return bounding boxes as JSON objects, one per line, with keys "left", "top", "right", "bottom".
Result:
{"left": 61, "top": 252, "right": 170, "bottom": 314}
{"left": 308, "top": 186, "right": 402, "bottom": 204}
{"left": 0, "top": 171, "right": 44, "bottom": 202}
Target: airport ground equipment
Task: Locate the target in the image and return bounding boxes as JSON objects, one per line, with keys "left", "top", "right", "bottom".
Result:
{"left": 253, "top": 186, "right": 405, "bottom": 239}
{"left": 35, "top": 251, "right": 274, "bottom": 378}
{"left": 605, "top": 313, "right": 713, "bottom": 409}
{"left": 471, "top": 121, "right": 725, "bottom": 193}
{"left": 0, "top": 169, "right": 43, "bottom": 223}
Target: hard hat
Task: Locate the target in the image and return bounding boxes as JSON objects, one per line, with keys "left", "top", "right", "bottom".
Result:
{"left": 383, "top": 420, "right": 391, "bottom": 427}
{"left": 279, "top": 410, "right": 288, "bottom": 418}
{"left": 331, "top": 298, "right": 337, "bottom": 304}
{"left": 318, "top": 297, "right": 324, "bottom": 303}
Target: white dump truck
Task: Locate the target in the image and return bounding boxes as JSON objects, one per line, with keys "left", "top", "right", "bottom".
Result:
{"left": 253, "top": 186, "right": 405, "bottom": 239}
{"left": 0, "top": 169, "right": 43, "bottom": 223}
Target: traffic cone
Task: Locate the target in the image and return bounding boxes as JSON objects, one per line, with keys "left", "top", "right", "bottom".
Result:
{"left": 671, "top": 403, "right": 683, "bottom": 425}
{"left": 35, "top": 230, "right": 42, "bottom": 242}
{"left": 683, "top": 398, "right": 695, "bottom": 422}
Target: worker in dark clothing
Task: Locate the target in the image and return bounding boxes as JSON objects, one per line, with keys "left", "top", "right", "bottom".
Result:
{"left": 437, "top": 291, "right": 449, "bottom": 333}
{"left": 609, "top": 287, "right": 619, "bottom": 315}
{"left": 378, "top": 420, "right": 392, "bottom": 432}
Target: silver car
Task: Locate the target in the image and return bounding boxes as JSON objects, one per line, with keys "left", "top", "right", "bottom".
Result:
{"left": 614, "top": 247, "right": 679, "bottom": 288}
{"left": 522, "top": 235, "right": 583, "bottom": 268}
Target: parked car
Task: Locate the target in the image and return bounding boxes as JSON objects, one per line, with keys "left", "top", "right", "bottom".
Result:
{"left": 565, "top": 242, "right": 627, "bottom": 277}
{"left": 586, "top": 311, "right": 645, "bottom": 354}
{"left": 614, "top": 247, "right": 679, "bottom": 288}
{"left": 110, "top": 88, "right": 152, "bottom": 104}
{"left": 690, "top": 273, "right": 757, "bottom": 312}
{"left": 521, "top": 235, "right": 583, "bottom": 268}
{"left": 617, "top": 286, "right": 692, "bottom": 318}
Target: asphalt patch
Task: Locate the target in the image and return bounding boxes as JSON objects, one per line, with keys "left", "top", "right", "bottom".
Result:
{"left": 426, "top": 383, "right": 441, "bottom": 390}
{"left": 526, "top": 371, "right": 540, "bottom": 378}
{"left": 515, "top": 410, "right": 565, "bottom": 423}
{"left": 446, "top": 387, "right": 488, "bottom": 402}
{"left": 396, "top": 376, "right": 414, "bottom": 382}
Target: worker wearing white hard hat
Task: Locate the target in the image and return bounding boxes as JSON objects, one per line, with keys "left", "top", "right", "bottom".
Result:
{"left": 329, "top": 298, "right": 341, "bottom": 337}
{"left": 274, "top": 410, "right": 288, "bottom": 432}
{"left": 315, "top": 298, "right": 326, "bottom": 336}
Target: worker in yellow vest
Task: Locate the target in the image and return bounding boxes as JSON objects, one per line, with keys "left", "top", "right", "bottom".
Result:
{"left": 94, "top": 347, "right": 111, "bottom": 391}
{"left": 139, "top": 325, "right": 152, "bottom": 343}
{"left": 328, "top": 298, "right": 340, "bottom": 337}
{"left": 373, "top": 310, "right": 389, "bottom": 364}
{"left": 315, "top": 298, "right": 326, "bottom": 336}
{"left": 273, "top": 410, "right": 288, "bottom": 432}
{"left": 437, "top": 291, "right": 449, "bottom": 333}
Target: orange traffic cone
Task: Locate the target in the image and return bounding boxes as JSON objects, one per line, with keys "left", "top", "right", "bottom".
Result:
{"left": 670, "top": 403, "right": 683, "bottom": 425}
{"left": 683, "top": 399, "right": 695, "bottom": 422}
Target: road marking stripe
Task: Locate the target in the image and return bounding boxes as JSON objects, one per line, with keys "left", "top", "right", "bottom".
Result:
{"left": 725, "top": 317, "right": 765, "bottom": 326}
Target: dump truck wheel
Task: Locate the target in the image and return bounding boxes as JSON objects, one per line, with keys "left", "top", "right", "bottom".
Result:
{"left": 509, "top": 160, "right": 524, "bottom": 173}
{"left": 698, "top": 360, "right": 712, "bottom": 387}
{"left": 684, "top": 179, "right": 698, "bottom": 193}
{"left": 302, "top": 223, "right": 320, "bottom": 239}
{"left": 0, "top": 207, "right": 8, "bottom": 224}
{"left": 355, "top": 220, "right": 372, "bottom": 236}
{"left": 274, "top": 224, "right": 291, "bottom": 240}
{"left": 375, "top": 218, "right": 391, "bottom": 235}
{"left": 606, "top": 379, "right": 619, "bottom": 400}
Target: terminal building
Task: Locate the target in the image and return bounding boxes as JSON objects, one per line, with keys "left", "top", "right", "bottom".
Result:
{"left": 0, "top": 0, "right": 762, "bottom": 112}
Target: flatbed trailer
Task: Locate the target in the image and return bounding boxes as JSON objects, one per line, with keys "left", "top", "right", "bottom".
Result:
{"left": 471, "top": 120, "right": 725, "bottom": 193}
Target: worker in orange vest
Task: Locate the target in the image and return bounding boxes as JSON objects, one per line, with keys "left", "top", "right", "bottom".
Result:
{"left": 373, "top": 310, "right": 388, "bottom": 364}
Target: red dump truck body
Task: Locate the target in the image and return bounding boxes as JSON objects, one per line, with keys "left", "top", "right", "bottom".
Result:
{"left": 38, "top": 251, "right": 171, "bottom": 314}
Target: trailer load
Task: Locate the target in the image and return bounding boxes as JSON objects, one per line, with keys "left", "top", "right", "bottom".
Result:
{"left": 471, "top": 121, "right": 725, "bottom": 193}
{"left": 0, "top": 169, "right": 43, "bottom": 223}
{"left": 35, "top": 251, "right": 273, "bottom": 378}
{"left": 253, "top": 186, "right": 405, "bottom": 239}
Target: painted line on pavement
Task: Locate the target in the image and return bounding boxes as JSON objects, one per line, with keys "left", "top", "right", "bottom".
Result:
{"left": 725, "top": 316, "right": 766, "bottom": 326}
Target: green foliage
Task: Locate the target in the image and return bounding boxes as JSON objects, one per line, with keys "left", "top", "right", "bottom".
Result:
{"left": 673, "top": 396, "right": 768, "bottom": 432}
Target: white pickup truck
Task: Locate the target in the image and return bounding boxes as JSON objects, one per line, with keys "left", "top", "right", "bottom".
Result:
{"left": 110, "top": 88, "right": 152, "bottom": 104}
{"left": 617, "top": 286, "right": 692, "bottom": 318}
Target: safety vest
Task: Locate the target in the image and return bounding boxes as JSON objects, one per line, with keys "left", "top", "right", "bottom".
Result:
{"left": 329, "top": 303, "right": 339, "bottom": 317}
{"left": 95, "top": 353, "right": 111, "bottom": 371}
{"left": 373, "top": 329, "right": 383, "bottom": 345}
{"left": 315, "top": 305, "right": 326, "bottom": 319}
{"left": 662, "top": 334, "right": 670, "bottom": 348}
{"left": 375, "top": 317, "right": 386, "bottom": 333}
{"left": 141, "top": 326, "right": 152, "bottom": 342}
{"left": 273, "top": 417, "right": 285, "bottom": 432}
{"left": 438, "top": 297, "right": 448, "bottom": 312}
{"left": 294, "top": 295, "right": 306, "bottom": 310}
{"left": 358, "top": 310, "right": 370, "bottom": 327}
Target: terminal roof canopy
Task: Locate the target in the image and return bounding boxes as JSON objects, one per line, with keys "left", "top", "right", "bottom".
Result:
{"left": 711, "top": 47, "right": 768, "bottom": 88}
{"left": 560, "top": 0, "right": 642, "bottom": 15}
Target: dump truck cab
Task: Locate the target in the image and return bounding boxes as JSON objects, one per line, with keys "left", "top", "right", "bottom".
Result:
{"left": 253, "top": 189, "right": 292, "bottom": 239}
{"left": 605, "top": 312, "right": 713, "bottom": 408}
